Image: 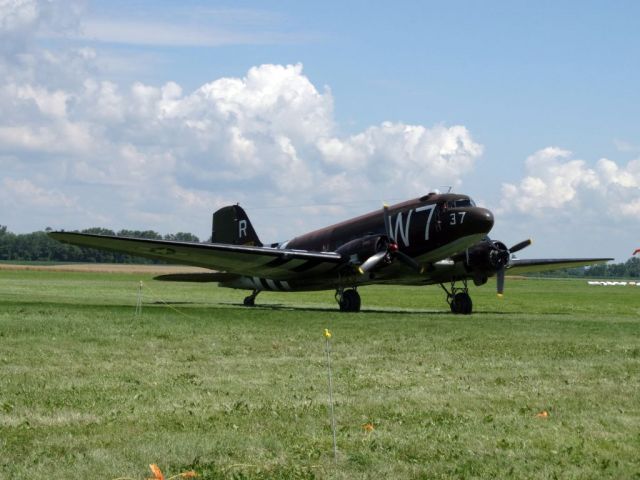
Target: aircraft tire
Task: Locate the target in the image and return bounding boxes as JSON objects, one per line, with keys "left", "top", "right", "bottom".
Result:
{"left": 451, "top": 292, "right": 472, "bottom": 315}
{"left": 243, "top": 296, "right": 255, "bottom": 307}
{"left": 340, "top": 289, "right": 361, "bottom": 312}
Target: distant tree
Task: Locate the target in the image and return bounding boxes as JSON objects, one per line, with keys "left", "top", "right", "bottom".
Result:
{"left": 164, "top": 232, "right": 200, "bottom": 242}
{"left": 82, "top": 227, "right": 116, "bottom": 236}
{"left": 585, "top": 264, "right": 607, "bottom": 277}
{"left": 625, "top": 257, "right": 640, "bottom": 278}
{"left": 117, "top": 230, "right": 162, "bottom": 240}
{"left": 0, "top": 226, "right": 201, "bottom": 263}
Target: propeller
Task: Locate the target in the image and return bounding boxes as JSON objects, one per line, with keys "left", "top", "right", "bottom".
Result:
{"left": 495, "top": 238, "right": 532, "bottom": 296}
{"left": 359, "top": 205, "right": 422, "bottom": 274}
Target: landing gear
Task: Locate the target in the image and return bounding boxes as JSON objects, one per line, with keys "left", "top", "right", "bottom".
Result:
{"left": 450, "top": 291, "right": 473, "bottom": 314}
{"left": 336, "top": 288, "right": 361, "bottom": 312}
{"left": 441, "top": 280, "right": 473, "bottom": 315}
{"left": 243, "top": 289, "right": 260, "bottom": 307}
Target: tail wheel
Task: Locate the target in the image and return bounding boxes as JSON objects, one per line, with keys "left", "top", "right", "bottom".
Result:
{"left": 243, "top": 289, "right": 260, "bottom": 307}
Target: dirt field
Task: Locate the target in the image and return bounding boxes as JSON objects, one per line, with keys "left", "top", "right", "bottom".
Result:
{"left": 0, "top": 263, "right": 211, "bottom": 274}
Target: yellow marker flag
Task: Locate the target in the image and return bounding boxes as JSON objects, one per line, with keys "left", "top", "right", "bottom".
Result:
{"left": 324, "top": 328, "right": 332, "bottom": 339}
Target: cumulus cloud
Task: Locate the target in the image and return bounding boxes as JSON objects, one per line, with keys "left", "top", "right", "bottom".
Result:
{"left": 0, "top": 3, "right": 485, "bottom": 238}
{"left": 500, "top": 147, "right": 640, "bottom": 220}
{"left": 0, "top": 0, "right": 82, "bottom": 60}
{"left": 1, "top": 177, "right": 74, "bottom": 209}
{"left": 318, "top": 123, "right": 482, "bottom": 192}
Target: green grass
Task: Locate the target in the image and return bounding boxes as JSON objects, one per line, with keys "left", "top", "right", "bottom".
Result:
{"left": 1, "top": 269, "right": 639, "bottom": 479}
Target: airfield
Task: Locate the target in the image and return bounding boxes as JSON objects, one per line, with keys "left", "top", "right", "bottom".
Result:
{"left": 1, "top": 265, "right": 638, "bottom": 479}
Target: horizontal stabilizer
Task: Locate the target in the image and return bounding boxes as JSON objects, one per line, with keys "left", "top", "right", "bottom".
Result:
{"left": 154, "top": 272, "right": 239, "bottom": 282}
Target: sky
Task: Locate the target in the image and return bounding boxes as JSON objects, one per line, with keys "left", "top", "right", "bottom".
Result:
{"left": 1, "top": 0, "right": 638, "bottom": 261}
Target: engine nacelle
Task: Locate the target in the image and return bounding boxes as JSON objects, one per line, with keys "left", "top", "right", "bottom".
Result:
{"left": 458, "top": 237, "right": 531, "bottom": 296}
{"left": 336, "top": 235, "right": 388, "bottom": 263}
{"left": 463, "top": 239, "right": 510, "bottom": 273}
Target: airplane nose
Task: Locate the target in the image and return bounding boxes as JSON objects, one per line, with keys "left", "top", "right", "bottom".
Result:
{"left": 466, "top": 207, "right": 494, "bottom": 234}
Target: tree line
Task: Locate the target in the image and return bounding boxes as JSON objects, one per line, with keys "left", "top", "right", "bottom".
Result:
{"left": 0, "top": 225, "right": 200, "bottom": 264}
{"left": 529, "top": 256, "right": 640, "bottom": 279}
{"left": 0, "top": 225, "right": 638, "bottom": 278}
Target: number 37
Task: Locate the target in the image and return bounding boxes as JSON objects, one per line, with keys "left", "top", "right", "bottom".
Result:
{"left": 449, "top": 212, "right": 466, "bottom": 225}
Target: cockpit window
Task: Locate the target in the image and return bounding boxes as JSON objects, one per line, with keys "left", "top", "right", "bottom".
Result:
{"left": 445, "top": 198, "right": 476, "bottom": 208}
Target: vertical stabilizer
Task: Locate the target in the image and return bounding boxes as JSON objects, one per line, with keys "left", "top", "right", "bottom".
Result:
{"left": 212, "top": 205, "right": 262, "bottom": 246}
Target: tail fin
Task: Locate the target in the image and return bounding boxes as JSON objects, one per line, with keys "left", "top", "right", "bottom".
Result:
{"left": 212, "top": 205, "right": 262, "bottom": 246}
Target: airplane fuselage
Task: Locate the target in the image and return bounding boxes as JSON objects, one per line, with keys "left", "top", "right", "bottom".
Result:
{"left": 286, "top": 193, "right": 492, "bottom": 259}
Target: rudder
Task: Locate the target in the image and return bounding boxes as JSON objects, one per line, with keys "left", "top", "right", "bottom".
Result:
{"left": 212, "top": 205, "right": 262, "bottom": 246}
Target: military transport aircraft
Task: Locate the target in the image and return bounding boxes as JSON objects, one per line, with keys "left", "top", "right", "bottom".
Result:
{"left": 49, "top": 192, "right": 610, "bottom": 314}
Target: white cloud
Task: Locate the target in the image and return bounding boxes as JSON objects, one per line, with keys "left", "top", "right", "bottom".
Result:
{"left": 65, "top": 6, "right": 308, "bottom": 48}
{"left": 597, "top": 158, "right": 639, "bottom": 189}
{"left": 0, "top": 1, "right": 484, "bottom": 239}
{"left": 76, "top": 19, "right": 269, "bottom": 47}
{"left": 15, "top": 84, "right": 68, "bottom": 117}
{"left": 1, "top": 177, "right": 74, "bottom": 208}
{"left": 500, "top": 147, "right": 640, "bottom": 220}
{"left": 613, "top": 138, "right": 640, "bottom": 153}
{"left": 0, "top": 0, "right": 82, "bottom": 56}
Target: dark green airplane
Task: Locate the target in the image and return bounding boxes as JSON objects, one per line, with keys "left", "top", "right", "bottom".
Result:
{"left": 49, "top": 192, "right": 610, "bottom": 313}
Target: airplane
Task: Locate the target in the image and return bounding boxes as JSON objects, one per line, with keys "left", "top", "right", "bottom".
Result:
{"left": 49, "top": 192, "right": 611, "bottom": 314}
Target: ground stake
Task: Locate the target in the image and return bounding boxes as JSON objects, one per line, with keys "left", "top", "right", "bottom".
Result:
{"left": 135, "top": 281, "right": 143, "bottom": 316}
{"left": 324, "top": 328, "right": 338, "bottom": 465}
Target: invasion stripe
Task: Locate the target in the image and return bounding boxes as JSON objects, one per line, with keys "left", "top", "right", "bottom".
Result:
{"left": 292, "top": 259, "right": 323, "bottom": 272}
{"left": 264, "top": 257, "right": 293, "bottom": 268}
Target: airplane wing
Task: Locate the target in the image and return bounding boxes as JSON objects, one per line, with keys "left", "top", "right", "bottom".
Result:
{"left": 506, "top": 258, "right": 612, "bottom": 275}
{"left": 375, "top": 257, "right": 613, "bottom": 286}
{"left": 48, "top": 232, "right": 344, "bottom": 280}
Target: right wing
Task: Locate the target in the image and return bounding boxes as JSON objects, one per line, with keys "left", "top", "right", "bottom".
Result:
{"left": 506, "top": 258, "right": 612, "bottom": 275}
{"left": 373, "top": 257, "right": 613, "bottom": 286}
{"left": 49, "top": 232, "right": 344, "bottom": 280}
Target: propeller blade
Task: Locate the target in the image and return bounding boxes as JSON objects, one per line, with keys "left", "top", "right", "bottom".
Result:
{"left": 496, "top": 267, "right": 505, "bottom": 297}
{"left": 383, "top": 204, "right": 393, "bottom": 241}
{"left": 509, "top": 238, "right": 532, "bottom": 254}
{"left": 396, "top": 251, "right": 423, "bottom": 273}
{"left": 359, "top": 250, "right": 388, "bottom": 273}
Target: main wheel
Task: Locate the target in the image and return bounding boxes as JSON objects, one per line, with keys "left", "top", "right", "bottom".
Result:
{"left": 451, "top": 292, "right": 472, "bottom": 315}
{"left": 339, "top": 289, "right": 361, "bottom": 312}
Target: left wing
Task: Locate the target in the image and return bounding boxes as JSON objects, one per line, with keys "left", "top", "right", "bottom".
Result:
{"left": 506, "top": 258, "right": 612, "bottom": 275}
{"left": 48, "top": 232, "right": 345, "bottom": 280}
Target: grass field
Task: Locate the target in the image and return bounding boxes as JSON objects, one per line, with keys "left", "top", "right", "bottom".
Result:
{"left": 1, "top": 267, "right": 639, "bottom": 479}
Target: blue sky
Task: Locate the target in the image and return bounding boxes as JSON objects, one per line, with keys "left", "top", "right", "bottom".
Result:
{"left": 1, "top": 0, "right": 639, "bottom": 261}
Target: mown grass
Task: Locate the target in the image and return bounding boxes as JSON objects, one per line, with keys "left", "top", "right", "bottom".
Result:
{"left": 0, "top": 269, "right": 639, "bottom": 479}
